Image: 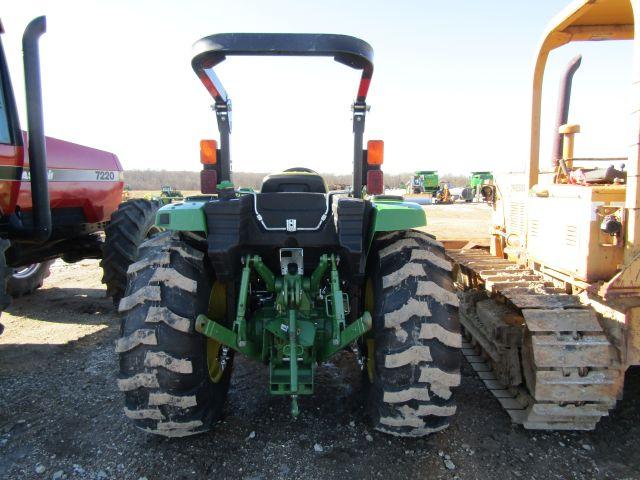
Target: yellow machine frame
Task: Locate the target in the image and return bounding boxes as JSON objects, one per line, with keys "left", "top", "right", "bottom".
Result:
{"left": 449, "top": 0, "right": 640, "bottom": 431}
{"left": 528, "top": 0, "right": 638, "bottom": 273}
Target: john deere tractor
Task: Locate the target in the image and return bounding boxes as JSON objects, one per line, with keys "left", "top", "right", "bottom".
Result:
{"left": 116, "top": 34, "right": 461, "bottom": 438}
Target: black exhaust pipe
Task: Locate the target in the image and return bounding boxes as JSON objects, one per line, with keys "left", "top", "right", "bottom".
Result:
{"left": 551, "top": 55, "right": 582, "bottom": 167}
{"left": 21, "top": 16, "right": 51, "bottom": 243}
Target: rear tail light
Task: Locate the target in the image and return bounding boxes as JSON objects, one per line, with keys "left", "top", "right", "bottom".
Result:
{"left": 200, "top": 139, "right": 218, "bottom": 165}
{"left": 367, "top": 169, "right": 384, "bottom": 195}
{"left": 367, "top": 140, "right": 384, "bottom": 166}
{"left": 201, "top": 169, "right": 217, "bottom": 194}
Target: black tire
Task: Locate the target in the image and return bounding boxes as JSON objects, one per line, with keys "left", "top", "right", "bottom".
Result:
{"left": 116, "top": 231, "right": 232, "bottom": 437}
{"left": 7, "top": 260, "right": 54, "bottom": 297}
{"left": 101, "top": 199, "right": 162, "bottom": 306}
{"left": 0, "top": 239, "right": 12, "bottom": 335}
{"left": 363, "top": 230, "right": 461, "bottom": 437}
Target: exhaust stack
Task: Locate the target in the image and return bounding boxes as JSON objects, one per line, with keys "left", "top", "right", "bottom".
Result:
{"left": 551, "top": 55, "right": 582, "bottom": 166}
{"left": 22, "top": 16, "right": 51, "bottom": 243}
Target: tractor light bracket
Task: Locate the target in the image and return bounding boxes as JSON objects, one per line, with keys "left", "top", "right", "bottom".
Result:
{"left": 213, "top": 101, "right": 232, "bottom": 182}
{"left": 352, "top": 101, "right": 368, "bottom": 198}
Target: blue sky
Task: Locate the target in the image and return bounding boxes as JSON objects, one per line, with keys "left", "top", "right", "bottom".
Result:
{"left": 2, "top": 0, "right": 634, "bottom": 174}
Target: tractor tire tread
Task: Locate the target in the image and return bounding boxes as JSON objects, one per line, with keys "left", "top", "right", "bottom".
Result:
{"left": 7, "top": 260, "right": 55, "bottom": 297}
{"left": 117, "top": 231, "right": 231, "bottom": 437}
{"left": 367, "top": 230, "right": 461, "bottom": 437}
{"left": 0, "top": 239, "right": 11, "bottom": 334}
{"left": 101, "top": 198, "right": 162, "bottom": 306}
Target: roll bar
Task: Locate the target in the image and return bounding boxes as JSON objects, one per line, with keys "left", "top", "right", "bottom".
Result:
{"left": 191, "top": 33, "right": 375, "bottom": 196}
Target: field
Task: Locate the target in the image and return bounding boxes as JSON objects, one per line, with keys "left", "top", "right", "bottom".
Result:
{"left": 0, "top": 203, "right": 639, "bottom": 479}
{"left": 419, "top": 202, "right": 492, "bottom": 244}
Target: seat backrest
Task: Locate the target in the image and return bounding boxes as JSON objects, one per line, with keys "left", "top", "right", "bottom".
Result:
{"left": 261, "top": 169, "right": 328, "bottom": 193}
{"left": 255, "top": 192, "right": 327, "bottom": 230}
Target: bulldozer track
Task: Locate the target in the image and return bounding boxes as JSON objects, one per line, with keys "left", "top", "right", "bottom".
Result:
{"left": 447, "top": 248, "right": 624, "bottom": 430}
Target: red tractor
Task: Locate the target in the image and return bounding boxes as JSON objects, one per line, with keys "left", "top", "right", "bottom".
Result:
{"left": 0, "top": 17, "right": 159, "bottom": 330}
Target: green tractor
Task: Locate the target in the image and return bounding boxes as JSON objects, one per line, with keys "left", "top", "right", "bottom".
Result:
{"left": 469, "top": 171, "right": 493, "bottom": 190}
{"left": 459, "top": 172, "right": 494, "bottom": 203}
{"left": 116, "top": 33, "right": 461, "bottom": 438}
{"left": 159, "top": 185, "right": 183, "bottom": 202}
{"left": 462, "top": 171, "right": 494, "bottom": 203}
{"left": 409, "top": 171, "right": 439, "bottom": 195}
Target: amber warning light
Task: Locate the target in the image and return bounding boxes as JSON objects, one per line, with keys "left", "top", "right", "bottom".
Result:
{"left": 200, "top": 140, "right": 218, "bottom": 165}
{"left": 366, "top": 140, "right": 384, "bottom": 195}
{"left": 367, "top": 140, "right": 384, "bottom": 166}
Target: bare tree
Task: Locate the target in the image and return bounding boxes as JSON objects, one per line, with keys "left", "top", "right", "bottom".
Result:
{"left": 123, "top": 170, "right": 472, "bottom": 190}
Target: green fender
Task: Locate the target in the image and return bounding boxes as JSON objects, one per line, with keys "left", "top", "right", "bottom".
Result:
{"left": 155, "top": 200, "right": 208, "bottom": 232}
{"left": 370, "top": 198, "right": 426, "bottom": 232}
{"left": 154, "top": 196, "right": 427, "bottom": 236}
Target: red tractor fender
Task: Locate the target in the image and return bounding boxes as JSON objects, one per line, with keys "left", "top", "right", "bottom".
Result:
{"left": 0, "top": 133, "right": 124, "bottom": 224}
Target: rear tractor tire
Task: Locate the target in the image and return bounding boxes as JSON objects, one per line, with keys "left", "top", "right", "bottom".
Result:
{"left": 101, "top": 198, "right": 162, "bottom": 306}
{"left": 7, "top": 260, "right": 54, "bottom": 297}
{"left": 116, "top": 231, "right": 232, "bottom": 437}
{"left": 0, "top": 239, "right": 11, "bottom": 334}
{"left": 363, "top": 230, "right": 462, "bottom": 437}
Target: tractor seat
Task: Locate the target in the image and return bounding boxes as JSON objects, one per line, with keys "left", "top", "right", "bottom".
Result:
{"left": 261, "top": 168, "right": 328, "bottom": 193}
{"left": 254, "top": 192, "right": 328, "bottom": 230}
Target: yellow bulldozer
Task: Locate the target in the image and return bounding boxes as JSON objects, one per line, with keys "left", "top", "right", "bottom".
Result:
{"left": 448, "top": 0, "right": 640, "bottom": 430}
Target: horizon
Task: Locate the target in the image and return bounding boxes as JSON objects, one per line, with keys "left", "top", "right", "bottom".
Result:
{"left": 2, "top": 1, "right": 634, "bottom": 176}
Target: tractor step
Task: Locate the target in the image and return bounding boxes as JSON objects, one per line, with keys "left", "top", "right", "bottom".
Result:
{"left": 451, "top": 248, "right": 624, "bottom": 431}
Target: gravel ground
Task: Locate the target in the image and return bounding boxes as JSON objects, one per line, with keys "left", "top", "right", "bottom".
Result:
{"left": 0, "top": 204, "right": 639, "bottom": 480}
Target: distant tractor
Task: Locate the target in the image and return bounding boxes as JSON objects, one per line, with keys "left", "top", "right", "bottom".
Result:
{"left": 409, "top": 170, "right": 439, "bottom": 195}
{"left": 470, "top": 171, "right": 493, "bottom": 202}
{"left": 448, "top": 0, "right": 640, "bottom": 431}
{"left": 116, "top": 33, "right": 461, "bottom": 438}
{"left": 434, "top": 182, "right": 453, "bottom": 204}
{"left": 469, "top": 171, "right": 493, "bottom": 190}
{"left": 0, "top": 17, "right": 160, "bottom": 322}
{"left": 159, "top": 185, "right": 183, "bottom": 201}
{"left": 460, "top": 171, "right": 494, "bottom": 203}
{"left": 122, "top": 184, "right": 132, "bottom": 201}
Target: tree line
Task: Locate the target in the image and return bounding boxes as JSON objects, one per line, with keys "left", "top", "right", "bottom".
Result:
{"left": 124, "top": 170, "right": 471, "bottom": 191}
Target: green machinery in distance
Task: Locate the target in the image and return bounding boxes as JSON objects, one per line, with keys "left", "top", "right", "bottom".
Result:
{"left": 462, "top": 171, "right": 494, "bottom": 202}
{"left": 409, "top": 170, "right": 439, "bottom": 194}
{"left": 469, "top": 171, "right": 493, "bottom": 189}
{"left": 158, "top": 185, "right": 183, "bottom": 204}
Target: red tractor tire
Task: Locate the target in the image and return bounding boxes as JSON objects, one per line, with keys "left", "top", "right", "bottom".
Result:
{"left": 7, "top": 260, "right": 54, "bottom": 297}
{"left": 0, "top": 239, "right": 11, "bottom": 334}
{"left": 101, "top": 199, "right": 162, "bottom": 307}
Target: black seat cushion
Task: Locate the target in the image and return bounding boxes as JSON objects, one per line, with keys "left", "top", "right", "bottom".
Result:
{"left": 255, "top": 192, "right": 327, "bottom": 229}
{"left": 261, "top": 171, "right": 327, "bottom": 193}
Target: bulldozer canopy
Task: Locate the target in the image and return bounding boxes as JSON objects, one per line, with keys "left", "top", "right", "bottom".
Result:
{"left": 528, "top": 0, "right": 639, "bottom": 190}
{"left": 541, "top": 0, "right": 633, "bottom": 50}
{"left": 526, "top": 0, "right": 640, "bottom": 263}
